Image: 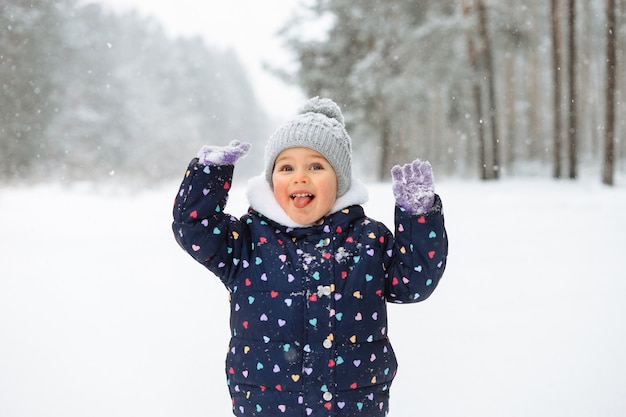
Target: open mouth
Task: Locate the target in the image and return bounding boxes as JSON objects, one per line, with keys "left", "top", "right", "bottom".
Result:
{"left": 291, "top": 193, "right": 314, "bottom": 208}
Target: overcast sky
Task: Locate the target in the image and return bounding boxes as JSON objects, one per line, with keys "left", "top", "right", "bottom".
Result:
{"left": 92, "top": 0, "right": 306, "bottom": 122}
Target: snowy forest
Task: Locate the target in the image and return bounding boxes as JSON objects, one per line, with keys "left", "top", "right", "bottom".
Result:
{"left": 1, "top": 0, "right": 625, "bottom": 185}
{"left": 279, "top": 0, "right": 625, "bottom": 184}
{"left": 0, "top": 0, "right": 270, "bottom": 184}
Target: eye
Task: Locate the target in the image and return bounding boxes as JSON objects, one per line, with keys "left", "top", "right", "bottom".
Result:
{"left": 276, "top": 164, "right": 293, "bottom": 172}
{"left": 310, "top": 163, "right": 324, "bottom": 171}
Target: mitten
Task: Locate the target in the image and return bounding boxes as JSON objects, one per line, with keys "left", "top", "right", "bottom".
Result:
{"left": 197, "top": 140, "right": 251, "bottom": 166}
{"left": 391, "top": 158, "right": 436, "bottom": 215}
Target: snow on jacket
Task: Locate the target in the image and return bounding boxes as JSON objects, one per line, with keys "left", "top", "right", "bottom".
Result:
{"left": 172, "top": 160, "right": 448, "bottom": 417}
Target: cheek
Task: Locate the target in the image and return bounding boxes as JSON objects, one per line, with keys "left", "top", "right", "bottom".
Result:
{"left": 271, "top": 174, "right": 283, "bottom": 192}
{"left": 272, "top": 177, "right": 289, "bottom": 204}
{"left": 320, "top": 178, "right": 337, "bottom": 207}
{"left": 324, "top": 176, "right": 338, "bottom": 197}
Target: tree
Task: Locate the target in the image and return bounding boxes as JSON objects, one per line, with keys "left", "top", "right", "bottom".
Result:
{"left": 551, "top": 0, "right": 564, "bottom": 178}
{"left": 525, "top": 0, "right": 545, "bottom": 162}
{"left": 603, "top": 0, "right": 617, "bottom": 185}
{"left": 0, "top": 0, "right": 72, "bottom": 180}
{"left": 462, "top": 0, "right": 488, "bottom": 180}
{"left": 476, "top": 0, "right": 500, "bottom": 179}
{"left": 461, "top": 0, "right": 500, "bottom": 180}
{"left": 46, "top": 3, "right": 128, "bottom": 180}
{"left": 567, "top": 0, "right": 578, "bottom": 178}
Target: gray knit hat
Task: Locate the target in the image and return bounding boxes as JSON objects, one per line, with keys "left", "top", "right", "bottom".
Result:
{"left": 265, "top": 97, "right": 352, "bottom": 197}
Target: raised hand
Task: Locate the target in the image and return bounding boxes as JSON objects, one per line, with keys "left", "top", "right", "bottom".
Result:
{"left": 391, "top": 158, "right": 435, "bottom": 215}
{"left": 197, "top": 140, "right": 251, "bottom": 166}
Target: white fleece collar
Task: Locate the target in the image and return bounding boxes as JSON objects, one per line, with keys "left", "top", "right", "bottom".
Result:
{"left": 245, "top": 173, "right": 369, "bottom": 228}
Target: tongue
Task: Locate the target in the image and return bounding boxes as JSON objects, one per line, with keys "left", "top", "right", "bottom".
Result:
{"left": 293, "top": 196, "right": 312, "bottom": 209}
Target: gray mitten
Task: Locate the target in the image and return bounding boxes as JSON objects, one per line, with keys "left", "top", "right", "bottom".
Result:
{"left": 197, "top": 140, "right": 251, "bottom": 166}
{"left": 391, "top": 158, "right": 436, "bottom": 215}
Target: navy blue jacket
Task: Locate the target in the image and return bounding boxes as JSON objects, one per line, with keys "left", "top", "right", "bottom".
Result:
{"left": 172, "top": 161, "right": 448, "bottom": 417}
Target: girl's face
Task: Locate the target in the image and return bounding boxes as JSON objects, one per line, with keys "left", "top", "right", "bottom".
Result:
{"left": 272, "top": 147, "right": 338, "bottom": 225}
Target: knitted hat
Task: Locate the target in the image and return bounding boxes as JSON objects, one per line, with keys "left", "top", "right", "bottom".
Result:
{"left": 265, "top": 97, "right": 352, "bottom": 197}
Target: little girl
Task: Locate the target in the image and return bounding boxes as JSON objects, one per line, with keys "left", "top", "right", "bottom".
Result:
{"left": 172, "top": 97, "right": 448, "bottom": 417}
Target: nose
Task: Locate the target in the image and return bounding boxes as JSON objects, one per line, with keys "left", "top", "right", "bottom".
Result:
{"left": 292, "top": 168, "right": 309, "bottom": 183}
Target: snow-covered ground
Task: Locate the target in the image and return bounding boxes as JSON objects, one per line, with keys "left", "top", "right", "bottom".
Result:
{"left": 1, "top": 177, "right": 625, "bottom": 417}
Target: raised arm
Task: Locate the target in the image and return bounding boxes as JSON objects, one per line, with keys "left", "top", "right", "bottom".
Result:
{"left": 386, "top": 158, "right": 448, "bottom": 303}
{"left": 172, "top": 141, "right": 251, "bottom": 286}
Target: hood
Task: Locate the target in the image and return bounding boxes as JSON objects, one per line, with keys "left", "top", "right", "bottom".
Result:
{"left": 245, "top": 172, "right": 369, "bottom": 228}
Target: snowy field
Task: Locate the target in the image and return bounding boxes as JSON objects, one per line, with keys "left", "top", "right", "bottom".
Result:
{"left": 1, "top": 177, "right": 625, "bottom": 417}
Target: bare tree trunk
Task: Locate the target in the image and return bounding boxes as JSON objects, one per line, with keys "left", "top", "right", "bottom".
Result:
{"left": 477, "top": 0, "right": 500, "bottom": 179}
{"left": 474, "top": 84, "right": 488, "bottom": 180}
{"left": 614, "top": 0, "right": 626, "bottom": 162}
{"left": 551, "top": 0, "right": 564, "bottom": 178}
{"left": 462, "top": 0, "right": 488, "bottom": 180}
{"left": 525, "top": 0, "right": 543, "bottom": 161}
{"left": 567, "top": 0, "right": 578, "bottom": 179}
{"left": 505, "top": 53, "right": 517, "bottom": 171}
{"left": 603, "top": 0, "right": 616, "bottom": 185}
{"left": 580, "top": 0, "right": 594, "bottom": 158}
{"left": 528, "top": 40, "right": 541, "bottom": 160}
